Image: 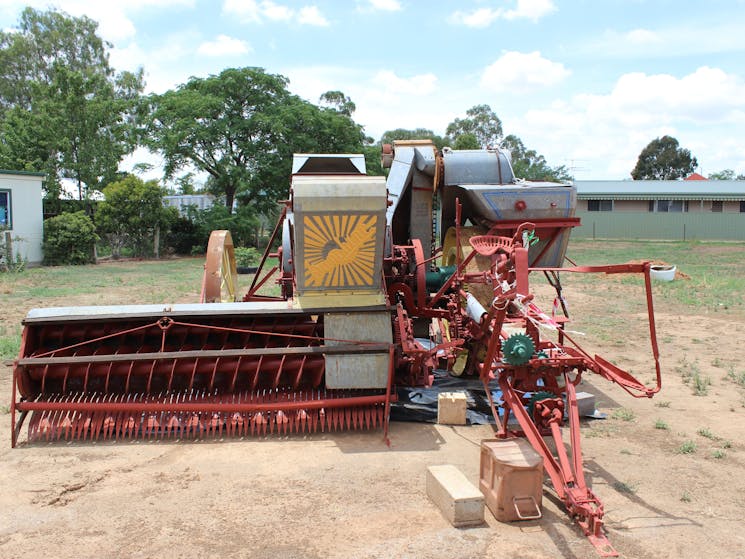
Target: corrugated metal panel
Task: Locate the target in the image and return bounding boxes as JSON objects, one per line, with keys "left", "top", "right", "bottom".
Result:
{"left": 573, "top": 211, "right": 745, "bottom": 241}
{"left": 578, "top": 194, "right": 740, "bottom": 201}
{"left": 575, "top": 180, "right": 745, "bottom": 198}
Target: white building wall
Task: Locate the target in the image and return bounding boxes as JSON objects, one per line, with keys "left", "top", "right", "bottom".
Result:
{"left": 0, "top": 172, "right": 44, "bottom": 264}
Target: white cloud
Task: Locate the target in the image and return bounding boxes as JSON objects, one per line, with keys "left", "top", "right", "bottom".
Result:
{"left": 262, "top": 1, "right": 293, "bottom": 21}
{"left": 586, "top": 22, "right": 745, "bottom": 59}
{"left": 223, "top": 0, "right": 329, "bottom": 26}
{"left": 504, "top": 0, "right": 556, "bottom": 21}
{"left": 297, "top": 6, "right": 329, "bottom": 26}
{"left": 197, "top": 35, "right": 251, "bottom": 57}
{"left": 282, "top": 65, "right": 458, "bottom": 142}
{"left": 373, "top": 70, "right": 438, "bottom": 96}
{"left": 451, "top": 0, "right": 556, "bottom": 27}
{"left": 112, "top": 29, "right": 205, "bottom": 93}
{"left": 367, "top": 0, "right": 402, "bottom": 11}
{"left": 450, "top": 8, "right": 502, "bottom": 28}
{"left": 481, "top": 51, "right": 570, "bottom": 92}
{"left": 222, "top": 0, "right": 261, "bottom": 22}
{"left": 624, "top": 28, "right": 662, "bottom": 45}
{"left": 511, "top": 66, "right": 745, "bottom": 178}
{"left": 0, "top": 0, "right": 195, "bottom": 42}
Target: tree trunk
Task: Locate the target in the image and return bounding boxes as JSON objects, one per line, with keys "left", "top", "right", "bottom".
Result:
{"left": 225, "top": 187, "right": 235, "bottom": 214}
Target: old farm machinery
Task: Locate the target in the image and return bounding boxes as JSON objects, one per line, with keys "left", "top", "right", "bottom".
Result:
{"left": 11, "top": 141, "right": 661, "bottom": 555}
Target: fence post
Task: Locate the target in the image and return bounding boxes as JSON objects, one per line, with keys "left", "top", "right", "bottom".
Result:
{"left": 4, "top": 231, "right": 11, "bottom": 269}
{"left": 683, "top": 223, "right": 686, "bottom": 241}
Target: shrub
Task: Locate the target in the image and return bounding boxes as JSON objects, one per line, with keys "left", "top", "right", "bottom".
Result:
{"left": 43, "top": 211, "right": 97, "bottom": 265}
{"left": 97, "top": 176, "right": 175, "bottom": 258}
{"left": 234, "top": 246, "right": 261, "bottom": 267}
{"left": 166, "top": 215, "right": 205, "bottom": 255}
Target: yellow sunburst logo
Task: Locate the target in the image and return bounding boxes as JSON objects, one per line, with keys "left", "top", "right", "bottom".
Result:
{"left": 303, "top": 213, "right": 378, "bottom": 288}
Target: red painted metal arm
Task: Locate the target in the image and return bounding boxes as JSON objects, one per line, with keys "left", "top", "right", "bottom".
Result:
{"left": 531, "top": 262, "right": 662, "bottom": 398}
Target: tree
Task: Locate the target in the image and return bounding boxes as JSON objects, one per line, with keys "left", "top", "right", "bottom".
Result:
{"left": 96, "top": 175, "right": 176, "bottom": 258}
{"left": 379, "top": 128, "right": 450, "bottom": 150}
{"left": 446, "top": 104, "right": 502, "bottom": 148}
{"left": 145, "top": 67, "right": 365, "bottom": 213}
{"left": 0, "top": 8, "right": 144, "bottom": 199}
{"left": 501, "top": 134, "right": 572, "bottom": 182}
{"left": 452, "top": 133, "right": 480, "bottom": 150}
{"left": 319, "top": 90, "right": 356, "bottom": 116}
{"left": 631, "top": 136, "right": 697, "bottom": 180}
{"left": 708, "top": 169, "right": 745, "bottom": 180}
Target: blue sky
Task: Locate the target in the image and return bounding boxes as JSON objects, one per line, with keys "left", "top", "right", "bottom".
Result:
{"left": 2, "top": 0, "right": 745, "bottom": 181}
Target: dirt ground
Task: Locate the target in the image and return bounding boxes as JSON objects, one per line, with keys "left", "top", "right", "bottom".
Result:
{"left": 1, "top": 261, "right": 745, "bottom": 559}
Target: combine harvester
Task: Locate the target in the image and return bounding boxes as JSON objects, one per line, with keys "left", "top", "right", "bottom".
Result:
{"left": 11, "top": 140, "right": 662, "bottom": 556}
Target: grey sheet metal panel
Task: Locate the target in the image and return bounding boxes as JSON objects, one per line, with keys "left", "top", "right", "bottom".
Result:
{"left": 442, "top": 149, "right": 515, "bottom": 185}
{"left": 384, "top": 145, "right": 437, "bottom": 226}
{"left": 24, "top": 301, "right": 390, "bottom": 323}
{"left": 324, "top": 311, "right": 392, "bottom": 389}
{"left": 460, "top": 182, "right": 576, "bottom": 221}
{"left": 454, "top": 182, "right": 576, "bottom": 267}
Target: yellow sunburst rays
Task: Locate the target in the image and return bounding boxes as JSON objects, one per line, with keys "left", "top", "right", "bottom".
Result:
{"left": 303, "top": 214, "right": 378, "bottom": 288}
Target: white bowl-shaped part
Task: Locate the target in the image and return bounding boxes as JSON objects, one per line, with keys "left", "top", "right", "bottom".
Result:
{"left": 650, "top": 265, "right": 676, "bottom": 282}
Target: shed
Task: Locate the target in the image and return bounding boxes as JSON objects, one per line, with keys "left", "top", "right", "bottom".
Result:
{"left": 573, "top": 180, "right": 745, "bottom": 241}
{"left": 0, "top": 170, "right": 44, "bottom": 264}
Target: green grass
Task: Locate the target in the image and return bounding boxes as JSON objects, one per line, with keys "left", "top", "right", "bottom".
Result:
{"left": 697, "top": 427, "right": 717, "bottom": 440}
{"left": 676, "top": 358, "right": 711, "bottom": 396}
{"left": 566, "top": 239, "right": 745, "bottom": 313}
{"left": 0, "top": 325, "right": 20, "bottom": 360}
{"left": 712, "top": 450, "right": 726, "bottom": 459}
{"left": 677, "top": 441, "right": 697, "bottom": 454}
{"left": 611, "top": 408, "right": 636, "bottom": 422}
{"left": 691, "top": 371, "right": 711, "bottom": 396}
{"left": 654, "top": 400, "right": 671, "bottom": 408}
{"left": 654, "top": 419, "right": 669, "bottom": 430}
{"left": 680, "top": 491, "right": 692, "bottom": 503}
{"left": 0, "top": 257, "right": 282, "bottom": 307}
{"left": 726, "top": 367, "right": 745, "bottom": 387}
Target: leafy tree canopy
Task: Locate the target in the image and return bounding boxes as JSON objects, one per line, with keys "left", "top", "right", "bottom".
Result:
{"left": 319, "top": 90, "right": 356, "bottom": 116}
{"left": 0, "top": 7, "right": 143, "bottom": 199}
{"left": 445, "top": 104, "right": 502, "bottom": 148}
{"left": 379, "top": 128, "right": 450, "bottom": 150}
{"left": 631, "top": 135, "right": 698, "bottom": 180}
{"left": 452, "top": 133, "right": 480, "bottom": 150}
{"left": 708, "top": 169, "right": 745, "bottom": 180}
{"left": 144, "top": 67, "right": 365, "bottom": 213}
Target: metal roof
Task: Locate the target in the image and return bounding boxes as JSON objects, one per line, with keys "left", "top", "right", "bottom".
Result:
{"left": 575, "top": 180, "right": 745, "bottom": 201}
{"left": 0, "top": 169, "right": 45, "bottom": 178}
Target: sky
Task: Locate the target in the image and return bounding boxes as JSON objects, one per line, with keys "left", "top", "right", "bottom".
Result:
{"left": 2, "top": 0, "right": 745, "bottom": 181}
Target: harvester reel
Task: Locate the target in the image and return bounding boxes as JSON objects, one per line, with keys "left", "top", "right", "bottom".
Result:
{"left": 202, "top": 230, "right": 238, "bottom": 303}
{"left": 501, "top": 333, "right": 535, "bottom": 366}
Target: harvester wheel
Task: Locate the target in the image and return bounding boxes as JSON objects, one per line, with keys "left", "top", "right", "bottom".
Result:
{"left": 202, "top": 230, "right": 238, "bottom": 303}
